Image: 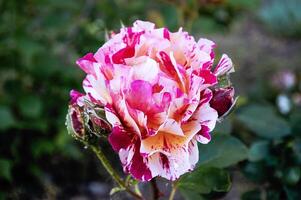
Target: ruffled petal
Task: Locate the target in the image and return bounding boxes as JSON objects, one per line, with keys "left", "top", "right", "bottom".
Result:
{"left": 76, "top": 53, "right": 97, "bottom": 75}
{"left": 214, "top": 54, "right": 234, "bottom": 76}
{"left": 147, "top": 139, "right": 198, "bottom": 180}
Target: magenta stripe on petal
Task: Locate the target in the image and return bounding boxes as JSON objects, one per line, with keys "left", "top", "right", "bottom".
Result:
{"left": 200, "top": 125, "right": 211, "bottom": 140}
{"left": 69, "top": 90, "right": 84, "bottom": 105}
{"left": 108, "top": 126, "right": 133, "bottom": 152}
{"left": 128, "top": 142, "right": 152, "bottom": 181}
{"left": 76, "top": 53, "right": 97, "bottom": 74}
{"left": 112, "top": 46, "right": 135, "bottom": 64}
{"left": 199, "top": 70, "right": 217, "bottom": 85}
{"left": 163, "top": 28, "right": 170, "bottom": 40}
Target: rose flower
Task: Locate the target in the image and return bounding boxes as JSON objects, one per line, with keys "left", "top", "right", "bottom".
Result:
{"left": 71, "top": 20, "right": 235, "bottom": 181}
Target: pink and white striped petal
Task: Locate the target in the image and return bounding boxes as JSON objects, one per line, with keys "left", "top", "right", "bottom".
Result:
{"left": 214, "top": 54, "right": 234, "bottom": 76}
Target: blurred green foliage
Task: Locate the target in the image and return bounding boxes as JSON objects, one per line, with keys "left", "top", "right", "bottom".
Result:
{"left": 197, "top": 134, "right": 248, "bottom": 168}
{"left": 179, "top": 167, "right": 231, "bottom": 198}
{"left": 259, "top": 0, "right": 301, "bottom": 38}
{"left": 235, "top": 70, "right": 301, "bottom": 200}
{"left": 237, "top": 104, "right": 291, "bottom": 139}
{"left": 177, "top": 133, "right": 248, "bottom": 199}
{"left": 1, "top": 0, "right": 301, "bottom": 199}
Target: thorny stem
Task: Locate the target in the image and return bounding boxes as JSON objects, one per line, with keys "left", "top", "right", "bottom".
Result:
{"left": 89, "top": 144, "right": 143, "bottom": 200}
{"left": 168, "top": 181, "right": 179, "bottom": 200}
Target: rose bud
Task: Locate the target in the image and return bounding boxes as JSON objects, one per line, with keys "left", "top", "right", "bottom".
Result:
{"left": 210, "top": 87, "right": 235, "bottom": 117}
{"left": 66, "top": 105, "right": 86, "bottom": 140}
{"left": 86, "top": 107, "right": 112, "bottom": 137}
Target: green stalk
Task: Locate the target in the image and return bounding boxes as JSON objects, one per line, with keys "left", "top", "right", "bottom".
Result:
{"left": 168, "top": 181, "right": 179, "bottom": 200}
{"left": 89, "top": 144, "right": 143, "bottom": 200}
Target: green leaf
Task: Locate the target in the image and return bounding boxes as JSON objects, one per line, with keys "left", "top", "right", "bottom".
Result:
{"left": 213, "top": 118, "right": 232, "bottom": 135}
{"left": 243, "top": 162, "right": 267, "bottom": 182}
{"left": 198, "top": 135, "right": 248, "bottom": 168}
{"left": 290, "top": 109, "right": 301, "bottom": 136}
{"left": 0, "top": 106, "right": 15, "bottom": 131}
{"left": 0, "top": 159, "right": 12, "bottom": 181}
{"left": 179, "top": 188, "right": 206, "bottom": 200}
{"left": 237, "top": 104, "right": 291, "bottom": 139}
{"left": 18, "top": 96, "right": 42, "bottom": 118}
{"left": 178, "top": 167, "right": 231, "bottom": 194}
{"left": 248, "top": 140, "right": 269, "bottom": 162}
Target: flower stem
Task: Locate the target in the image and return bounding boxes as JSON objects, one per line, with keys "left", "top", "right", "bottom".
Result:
{"left": 168, "top": 181, "right": 178, "bottom": 200}
{"left": 134, "top": 184, "right": 142, "bottom": 197}
{"left": 89, "top": 144, "right": 143, "bottom": 199}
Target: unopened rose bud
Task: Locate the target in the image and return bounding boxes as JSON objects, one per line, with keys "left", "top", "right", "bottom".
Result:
{"left": 67, "top": 89, "right": 112, "bottom": 141}
{"left": 66, "top": 105, "right": 86, "bottom": 140}
{"left": 210, "top": 87, "right": 235, "bottom": 117}
{"left": 86, "top": 107, "right": 112, "bottom": 136}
